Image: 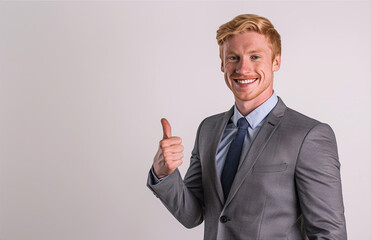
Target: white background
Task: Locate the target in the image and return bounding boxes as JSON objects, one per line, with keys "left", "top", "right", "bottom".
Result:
{"left": 0, "top": 1, "right": 370, "bottom": 240}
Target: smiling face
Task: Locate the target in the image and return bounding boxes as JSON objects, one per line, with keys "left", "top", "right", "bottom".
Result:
{"left": 221, "top": 31, "right": 281, "bottom": 114}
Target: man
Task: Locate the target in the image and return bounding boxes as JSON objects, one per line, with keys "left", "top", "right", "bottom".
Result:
{"left": 147, "top": 14, "right": 347, "bottom": 240}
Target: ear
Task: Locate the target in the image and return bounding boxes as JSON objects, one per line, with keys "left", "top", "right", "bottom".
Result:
{"left": 272, "top": 55, "right": 281, "bottom": 72}
{"left": 220, "top": 48, "right": 225, "bottom": 72}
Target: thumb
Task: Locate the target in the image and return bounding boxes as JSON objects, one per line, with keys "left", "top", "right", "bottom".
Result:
{"left": 161, "top": 118, "right": 172, "bottom": 139}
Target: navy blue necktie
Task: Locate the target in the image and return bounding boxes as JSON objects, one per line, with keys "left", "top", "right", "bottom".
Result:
{"left": 221, "top": 117, "right": 249, "bottom": 199}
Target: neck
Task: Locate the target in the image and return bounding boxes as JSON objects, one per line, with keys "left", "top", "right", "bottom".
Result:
{"left": 235, "top": 92, "right": 273, "bottom": 116}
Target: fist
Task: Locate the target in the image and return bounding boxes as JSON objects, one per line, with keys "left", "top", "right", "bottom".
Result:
{"left": 153, "top": 118, "right": 184, "bottom": 179}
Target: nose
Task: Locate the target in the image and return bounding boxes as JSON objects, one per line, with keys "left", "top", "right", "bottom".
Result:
{"left": 235, "top": 57, "right": 252, "bottom": 75}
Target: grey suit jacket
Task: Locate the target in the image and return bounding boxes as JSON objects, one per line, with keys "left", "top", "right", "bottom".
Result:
{"left": 147, "top": 98, "right": 347, "bottom": 240}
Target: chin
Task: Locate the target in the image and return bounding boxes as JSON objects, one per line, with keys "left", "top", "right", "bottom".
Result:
{"left": 233, "top": 91, "right": 255, "bottom": 101}
{"left": 235, "top": 95, "right": 255, "bottom": 102}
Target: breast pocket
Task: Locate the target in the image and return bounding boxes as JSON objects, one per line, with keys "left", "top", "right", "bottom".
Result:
{"left": 252, "top": 162, "right": 287, "bottom": 173}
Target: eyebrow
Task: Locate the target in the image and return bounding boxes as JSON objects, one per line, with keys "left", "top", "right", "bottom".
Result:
{"left": 225, "top": 48, "right": 266, "bottom": 55}
{"left": 247, "top": 49, "right": 265, "bottom": 54}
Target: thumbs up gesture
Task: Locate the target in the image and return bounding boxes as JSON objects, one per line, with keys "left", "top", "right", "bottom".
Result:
{"left": 153, "top": 118, "right": 184, "bottom": 179}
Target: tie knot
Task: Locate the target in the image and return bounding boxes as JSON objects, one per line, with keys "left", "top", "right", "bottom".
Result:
{"left": 237, "top": 117, "right": 249, "bottom": 129}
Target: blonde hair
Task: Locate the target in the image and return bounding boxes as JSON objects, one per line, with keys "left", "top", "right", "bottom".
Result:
{"left": 217, "top": 14, "right": 281, "bottom": 60}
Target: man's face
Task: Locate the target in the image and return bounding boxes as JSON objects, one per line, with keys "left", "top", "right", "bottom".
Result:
{"left": 221, "top": 31, "right": 281, "bottom": 107}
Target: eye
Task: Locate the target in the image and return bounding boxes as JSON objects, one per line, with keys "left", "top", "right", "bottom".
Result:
{"left": 251, "top": 55, "right": 260, "bottom": 60}
{"left": 228, "top": 56, "right": 238, "bottom": 61}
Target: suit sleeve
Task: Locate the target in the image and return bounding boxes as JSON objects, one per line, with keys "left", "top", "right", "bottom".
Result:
{"left": 146, "top": 121, "right": 205, "bottom": 228}
{"left": 295, "top": 123, "right": 347, "bottom": 239}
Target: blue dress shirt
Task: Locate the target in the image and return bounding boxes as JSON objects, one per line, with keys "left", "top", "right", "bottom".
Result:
{"left": 215, "top": 93, "right": 278, "bottom": 178}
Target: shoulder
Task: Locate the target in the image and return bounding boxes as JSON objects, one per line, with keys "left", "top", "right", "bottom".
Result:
{"left": 275, "top": 98, "right": 335, "bottom": 137}
{"left": 284, "top": 107, "right": 321, "bottom": 127}
{"left": 199, "top": 107, "right": 233, "bottom": 128}
{"left": 192, "top": 107, "right": 233, "bottom": 140}
{"left": 203, "top": 111, "right": 229, "bottom": 123}
{"left": 275, "top": 97, "right": 320, "bottom": 128}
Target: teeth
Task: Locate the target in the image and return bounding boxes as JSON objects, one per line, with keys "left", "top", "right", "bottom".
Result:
{"left": 237, "top": 79, "right": 256, "bottom": 84}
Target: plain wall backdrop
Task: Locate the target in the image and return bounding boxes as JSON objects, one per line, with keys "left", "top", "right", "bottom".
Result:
{"left": 0, "top": 1, "right": 370, "bottom": 240}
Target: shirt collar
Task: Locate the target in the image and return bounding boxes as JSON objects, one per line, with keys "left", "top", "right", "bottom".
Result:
{"left": 232, "top": 92, "right": 278, "bottom": 129}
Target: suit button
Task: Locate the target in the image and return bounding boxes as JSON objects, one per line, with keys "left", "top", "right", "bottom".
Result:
{"left": 220, "top": 216, "right": 229, "bottom": 223}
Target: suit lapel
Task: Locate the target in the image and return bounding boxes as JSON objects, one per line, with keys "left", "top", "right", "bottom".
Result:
{"left": 224, "top": 98, "right": 287, "bottom": 207}
{"left": 206, "top": 107, "right": 234, "bottom": 204}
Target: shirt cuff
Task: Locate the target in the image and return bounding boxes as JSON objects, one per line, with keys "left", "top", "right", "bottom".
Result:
{"left": 150, "top": 166, "right": 168, "bottom": 184}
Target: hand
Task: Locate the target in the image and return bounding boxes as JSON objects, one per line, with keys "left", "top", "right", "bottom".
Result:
{"left": 153, "top": 118, "right": 184, "bottom": 179}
